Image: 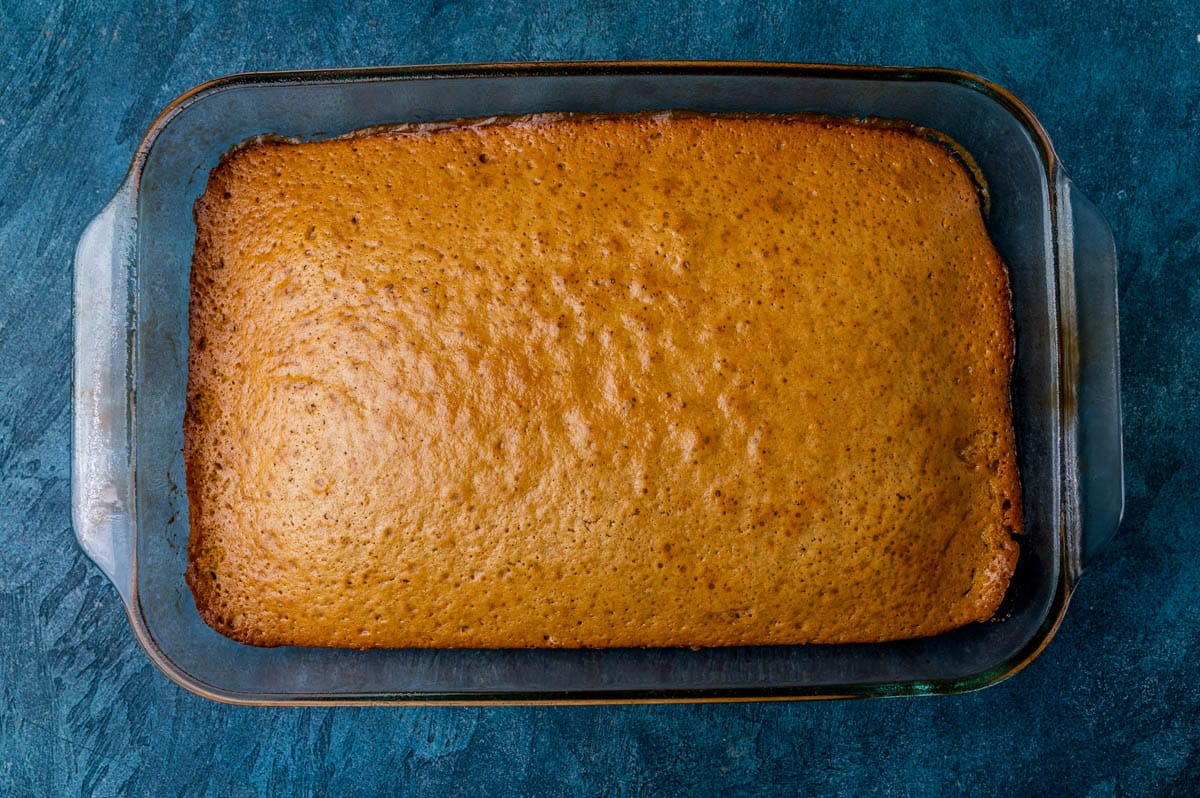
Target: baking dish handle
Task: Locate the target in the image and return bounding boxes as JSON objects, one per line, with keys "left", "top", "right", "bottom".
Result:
{"left": 1063, "top": 176, "right": 1125, "bottom": 573}
{"left": 72, "top": 179, "right": 137, "bottom": 604}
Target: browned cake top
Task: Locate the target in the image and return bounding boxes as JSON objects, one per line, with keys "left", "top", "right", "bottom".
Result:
{"left": 185, "top": 113, "right": 1021, "bottom": 649}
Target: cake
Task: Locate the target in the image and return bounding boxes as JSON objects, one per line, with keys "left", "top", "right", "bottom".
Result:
{"left": 184, "top": 112, "right": 1022, "bottom": 649}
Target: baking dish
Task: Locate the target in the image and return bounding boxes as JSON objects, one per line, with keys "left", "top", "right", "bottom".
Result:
{"left": 72, "top": 61, "right": 1123, "bottom": 704}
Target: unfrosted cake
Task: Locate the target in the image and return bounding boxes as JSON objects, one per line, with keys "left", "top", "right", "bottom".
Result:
{"left": 184, "top": 112, "right": 1022, "bottom": 649}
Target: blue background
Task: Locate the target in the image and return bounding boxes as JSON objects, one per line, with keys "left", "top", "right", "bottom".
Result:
{"left": 2, "top": 1, "right": 1197, "bottom": 795}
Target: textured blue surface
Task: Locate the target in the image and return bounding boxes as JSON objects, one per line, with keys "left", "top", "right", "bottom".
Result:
{"left": 2, "top": 1, "right": 1198, "bottom": 794}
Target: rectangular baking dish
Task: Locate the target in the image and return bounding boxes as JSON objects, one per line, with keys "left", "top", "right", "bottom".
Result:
{"left": 72, "top": 61, "right": 1123, "bottom": 704}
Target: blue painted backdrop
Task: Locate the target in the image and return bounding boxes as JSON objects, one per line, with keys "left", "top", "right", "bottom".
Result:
{"left": 2, "top": 1, "right": 1197, "bottom": 795}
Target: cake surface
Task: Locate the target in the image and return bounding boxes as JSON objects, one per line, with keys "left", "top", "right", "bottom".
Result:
{"left": 185, "top": 113, "right": 1022, "bottom": 649}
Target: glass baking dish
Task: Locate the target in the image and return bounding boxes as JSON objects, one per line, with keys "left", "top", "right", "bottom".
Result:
{"left": 72, "top": 61, "right": 1123, "bottom": 704}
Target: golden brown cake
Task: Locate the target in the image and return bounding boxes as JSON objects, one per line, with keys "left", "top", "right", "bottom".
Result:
{"left": 185, "top": 112, "right": 1022, "bottom": 649}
